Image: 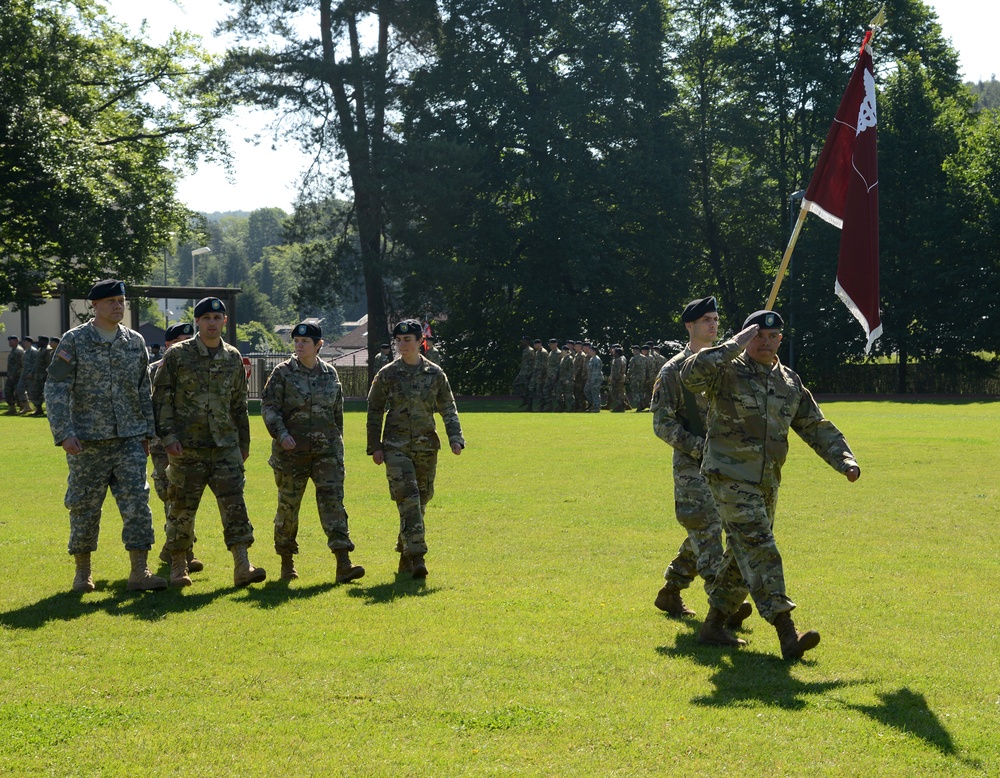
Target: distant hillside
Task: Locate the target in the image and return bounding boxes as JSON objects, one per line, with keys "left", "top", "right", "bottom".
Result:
{"left": 968, "top": 77, "right": 1000, "bottom": 111}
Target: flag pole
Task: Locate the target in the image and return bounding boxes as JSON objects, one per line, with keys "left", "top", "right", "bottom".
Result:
{"left": 766, "top": 206, "right": 807, "bottom": 310}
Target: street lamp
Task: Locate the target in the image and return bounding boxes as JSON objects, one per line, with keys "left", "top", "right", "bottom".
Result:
{"left": 191, "top": 246, "right": 211, "bottom": 287}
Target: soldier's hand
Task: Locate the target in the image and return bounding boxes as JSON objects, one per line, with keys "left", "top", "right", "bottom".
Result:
{"left": 451, "top": 442, "right": 463, "bottom": 456}
{"left": 372, "top": 450, "right": 385, "bottom": 466}
{"left": 733, "top": 324, "right": 759, "bottom": 349}
{"left": 61, "top": 437, "right": 83, "bottom": 455}
{"left": 845, "top": 466, "right": 861, "bottom": 482}
{"left": 241, "top": 449, "right": 249, "bottom": 463}
{"left": 280, "top": 434, "right": 296, "bottom": 451}
{"left": 165, "top": 442, "right": 183, "bottom": 457}
{"left": 142, "top": 439, "right": 150, "bottom": 457}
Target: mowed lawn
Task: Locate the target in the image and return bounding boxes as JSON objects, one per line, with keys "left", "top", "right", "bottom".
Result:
{"left": 1, "top": 399, "right": 998, "bottom": 776}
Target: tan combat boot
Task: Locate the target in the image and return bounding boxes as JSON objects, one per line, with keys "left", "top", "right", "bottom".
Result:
{"left": 774, "top": 611, "right": 820, "bottom": 660}
{"left": 397, "top": 553, "right": 411, "bottom": 574}
{"left": 698, "top": 606, "right": 747, "bottom": 647}
{"left": 279, "top": 553, "right": 298, "bottom": 581}
{"left": 231, "top": 544, "right": 266, "bottom": 587}
{"left": 334, "top": 549, "right": 365, "bottom": 583}
{"left": 160, "top": 545, "right": 204, "bottom": 573}
{"left": 724, "top": 601, "right": 753, "bottom": 631}
{"left": 127, "top": 550, "right": 168, "bottom": 591}
{"left": 409, "top": 553, "right": 428, "bottom": 579}
{"left": 73, "top": 553, "right": 95, "bottom": 593}
{"left": 169, "top": 551, "right": 192, "bottom": 587}
{"left": 654, "top": 582, "right": 696, "bottom": 618}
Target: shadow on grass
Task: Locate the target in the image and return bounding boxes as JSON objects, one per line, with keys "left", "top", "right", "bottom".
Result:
{"left": 0, "top": 575, "right": 335, "bottom": 629}
{"left": 346, "top": 573, "right": 440, "bottom": 605}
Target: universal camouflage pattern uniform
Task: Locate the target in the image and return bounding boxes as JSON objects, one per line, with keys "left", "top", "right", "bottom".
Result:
{"left": 528, "top": 345, "right": 548, "bottom": 410}
{"left": 543, "top": 345, "right": 563, "bottom": 411}
{"left": 4, "top": 342, "right": 24, "bottom": 410}
{"left": 152, "top": 334, "right": 257, "bottom": 552}
{"left": 627, "top": 351, "right": 646, "bottom": 410}
{"left": 609, "top": 351, "right": 627, "bottom": 411}
{"left": 513, "top": 344, "right": 535, "bottom": 402}
{"left": 44, "top": 321, "right": 157, "bottom": 554}
{"left": 681, "top": 335, "right": 858, "bottom": 622}
{"left": 367, "top": 354, "right": 465, "bottom": 558}
{"left": 652, "top": 347, "right": 747, "bottom": 606}
{"left": 30, "top": 342, "right": 52, "bottom": 410}
{"left": 262, "top": 355, "right": 355, "bottom": 555}
{"left": 585, "top": 352, "right": 603, "bottom": 411}
{"left": 573, "top": 349, "right": 587, "bottom": 410}
{"left": 557, "top": 348, "right": 576, "bottom": 411}
{"left": 18, "top": 344, "right": 38, "bottom": 406}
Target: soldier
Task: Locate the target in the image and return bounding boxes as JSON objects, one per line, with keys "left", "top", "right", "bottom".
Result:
{"left": 651, "top": 297, "right": 751, "bottom": 645}
{"left": 149, "top": 343, "right": 162, "bottom": 363}
{"left": 18, "top": 337, "right": 37, "bottom": 414}
{"left": 573, "top": 340, "right": 588, "bottom": 411}
{"left": 262, "top": 321, "right": 364, "bottom": 583}
{"left": 542, "top": 338, "right": 562, "bottom": 412}
{"left": 151, "top": 323, "right": 202, "bottom": 574}
{"left": 627, "top": 345, "right": 644, "bottom": 412}
{"left": 373, "top": 343, "right": 394, "bottom": 373}
{"left": 556, "top": 341, "right": 576, "bottom": 412}
{"left": 4, "top": 335, "right": 24, "bottom": 415}
{"left": 367, "top": 319, "right": 465, "bottom": 578}
{"left": 682, "top": 310, "right": 861, "bottom": 660}
{"left": 44, "top": 279, "right": 166, "bottom": 593}
{"left": 512, "top": 336, "right": 535, "bottom": 409}
{"left": 583, "top": 342, "right": 603, "bottom": 412}
{"left": 152, "top": 297, "right": 267, "bottom": 588}
{"left": 424, "top": 335, "right": 443, "bottom": 366}
{"left": 609, "top": 345, "right": 627, "bottom": 412}
{"left": 29, "top": 336, "right": 51, "bottom": 416}
{"left": 528, "top": 339, "right": 548, "bottom": 412}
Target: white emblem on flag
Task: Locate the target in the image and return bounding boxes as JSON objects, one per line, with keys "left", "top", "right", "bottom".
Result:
{"left": 856, "top": 69, "right": 877, "bottom": 136}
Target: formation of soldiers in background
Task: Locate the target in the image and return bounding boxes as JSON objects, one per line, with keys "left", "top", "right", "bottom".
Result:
{"left": 3, "top": 335, "right": 59, "bottom": 417}
{"left": 512, "top": 337, "right": 682, "bottom": 413}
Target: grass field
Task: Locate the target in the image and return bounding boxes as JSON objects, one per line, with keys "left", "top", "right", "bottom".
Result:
{"left": 1, "top": 399, "right": 998, "bottom": 776}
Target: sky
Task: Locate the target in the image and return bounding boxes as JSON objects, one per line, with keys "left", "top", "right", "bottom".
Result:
{"left": 102, "top": 0, "right": 997, "bottom": 215}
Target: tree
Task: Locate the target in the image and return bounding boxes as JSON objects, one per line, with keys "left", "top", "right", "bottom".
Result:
{"left": 210, "top": 0, "right": 442, "bottom": 373}
{"left": 0, "top": 0, "right": 228, "bottom": 308}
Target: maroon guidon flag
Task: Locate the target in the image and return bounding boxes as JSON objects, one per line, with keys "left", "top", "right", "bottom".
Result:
{"left": 802, "top": 30, "right": 881, "bottom": 353}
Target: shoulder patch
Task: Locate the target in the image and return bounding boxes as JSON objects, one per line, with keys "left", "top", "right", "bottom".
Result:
{"left": 56, "top": 349, "right": 73, "bottom": 363}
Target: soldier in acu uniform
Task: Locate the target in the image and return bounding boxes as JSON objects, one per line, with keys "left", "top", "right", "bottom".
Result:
{"left": 682, "top": 309, "right": 861, "bottom": 660}
{"left": 367, "top": 319, "right": 465, "bottom": 579}
{"left": 29, "top": 337, "right": 51, "bottom": 415}
{"left": 152, "top": 297, "right": 267, "bottom": 588}
{"left": 651, "top": 297, "right": 751, "bottom": 646}
{"left": 527, "top": 339, "right": 548, "bottom": 412}
{"left": 608, "top": 345, "right": 627, "bottom": 412}
{"left": 372, "top": 343, "right": 393, "bottom": 373}
{"left": 262, "top": 321, "right": 364, "bottom": 583}
{"left": 4, "top": 336, "right": 24, "bottom": 414}
{"left": 583, "top": 342, "right": 603, "bottom": 412}
{"left": 512, "top": 336, "right": 535, "bottom": 409}
{"left": 44, "top": 279, "right": 166, "bottom": 593}
{"left": 18, "top": 337, "right": 38, "bottom": 414}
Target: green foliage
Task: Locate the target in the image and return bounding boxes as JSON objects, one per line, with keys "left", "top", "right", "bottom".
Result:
{"left": 968, "top": 76, "right": 1000, "bottom": 110}
{"left": 0, "top": 0, "right": 228, "bottom": 307}
{"left": 236, "top": 320, "right": 287, "bottom": 353}
{"left": 2, "top": 403, "right": 1000, "bottom": 774}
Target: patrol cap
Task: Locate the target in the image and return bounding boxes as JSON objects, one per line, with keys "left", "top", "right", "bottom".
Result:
{"left": 194, "top": 297, "right": 226, "bottom": 318}
{"left": 293, "top": 321, "right": 322, "bottom": 340}
{"left": 548, "top": 338, "right": 558, "bottom": 344}
{"left": 682, "top": 296, "right": 718, "bottom": 323}
{"left": 532, "top": 338, "right": 542, "bottom": 345}
{"left": 87, "top": 279, "right": 126, "bottom": 300}
{"left": 631, "top": 345, "right": 640, "bottom": 350}
{"left": 392, "top": 319, "right": 423, "bottom": 337}
{"left": 22, "top": 336, "right": 33, "bottom": 343}
{"left": 6, "top": 335, "right": 18, "bottom": 342}
{"left": 743, "top": 310, "right": 784, "bottom": 330}
{"left": 640, "top": 344, "right": 650, "bottom": 352}
{"left": 164, "top": 322, "right": 194, "bottom": 341}
{"left": 37, "top": 337, "right": 49, "bottom": 346}
{"left": 582, "top": 341, "right": 594, "bottom": 349}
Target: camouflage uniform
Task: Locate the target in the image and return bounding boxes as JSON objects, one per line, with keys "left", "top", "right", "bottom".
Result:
{"left": 627, "top": 352, "right": 646, "bottom": 410}
{"left": 573, "top": 349, "right": 587, "bottom": 410}
{"left": 31, "top": 343, "right": 52, "bottom": 411}
{"left": 681, "top": 336, "right": 858, "bottom": 622}
{"left": 557, "top": 349, "right": 576, "bottom": 411}
{"left": 652, "top": 347, "right": 747, "bottom": 606}
{"left": 44, "top": 322, "right": 157, "bottom": 554}
{"left": 367, "top": 355, "right": 464, "bottom": 558}
{"left": 584, "top": 353, "right": 603, "bottom": 412}
{"left": 262, "top": 356, "right": 355, "bottom": 555}
{"left": 372, "top": 351, "right": 393, "bottom": 373}
{"left": 512, "top": 345, "right": 535, "bottom": 402}
{"left": 528, "top": 346, "right": 548, "bottom": 411}
{"left": 152, "top": 335, "right": 256, "bottom": 552}
{"left": 18, "top": 344, "right": 38, "bottom": 406}
{"left": 540, "top": 346, "right": 562, "bottom": 411}
{"left": 609, "top": 353, "right": 627, "bottom": 411}
{"left": 424, "top": 344, "right": 443, "bottom": 366}
{"left": 4, "top": 343, "right": 24, "bottom": 411}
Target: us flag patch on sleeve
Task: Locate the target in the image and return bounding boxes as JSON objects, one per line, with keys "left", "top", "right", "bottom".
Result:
{"left": 57, "top": 349, "right": 73, "bottom": 363}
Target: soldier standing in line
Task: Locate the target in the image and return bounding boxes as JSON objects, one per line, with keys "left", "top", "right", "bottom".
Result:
{"left": 18, "top": 336, "right": 38, "bottom": 414}
{"left": 627, "top": 345, "right": 644, "bottom": 412}
{"left": 609, "top": 345, "right": 627, "bottom": 412}
{"left": 29, "top": 336, "right": 51, "bottom": 416}
{"left": 573, "top": 340, "right": 588, "bottom": 411}
{"left": 4, "top": 335, "right": 24, "bottom": 414}
{"left": 424, "top": 335, "right": 443, "bottom": 366}
{"left": 583, "top": 342, "right": 603, "bottom": 412}
{"left": 556, "top": 341, "right": 576, "bottom": 412}
{"left": 542, "top": 338, "right": 562, "bottom": 412}
{"left": 528, "top": 338, "right": 548, "bottom": 412}
{"left": 512, "top": 336, "right": 535, "bottom": 409}
{"left": 262, "top": 321, "right": 364, "bottom": 583}
{"left": 373, "top": 342, "right": 394, "bottom": 373}
{"left": 44, "top": 279, "right": 166, "bottom": 593}
{"left": 152, "top": 297, "right": 267, "bottom": 588}
{"left": 367, "top": 319, "right": 465, "bottom": 579}
{"left": 682, "top": 310, "right": 860, "bottom": 660}
{"left": 651, "top": 297, "right": 751, "bottom": 645}
{"left": 151, "top": 323, "right": 202, "bottom": 574}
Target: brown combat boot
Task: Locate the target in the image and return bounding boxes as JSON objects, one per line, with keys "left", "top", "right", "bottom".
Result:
{"left": 280, "top": 553, "right": 298, "bottom": 581}
{"left": 654, "top": 583, "right": 696, "bottom": 617}
{"left": 160, "top": 545, "right": 204, "bottom": 573}
{"left": 73, "top": 553, "right": 95, "bottom": 593}
{"left": 409, "top": 553, "right": 428, "bottom": 579}
{"left": 398, "top": 553, "right": 411, "bottom": 574}
{"left": 334, "top": 549, "right": 365, "bottom": 583}
{"left": 127, "top": 550, "right": 168, "bottom": 591}
{"left": 231, "top": 544, "right": 266, "bottom": 587}
{"left": 698, "top": 606, "right": 747, "bottom": 647}
{"left": 724, "top": 601, "right": 753, "bottom": 631}
{"left": 773, "top": 611, "right": 820, "bottom": 660}
{"left": 169, "top": 551, "right": 192, "bottom": 587}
